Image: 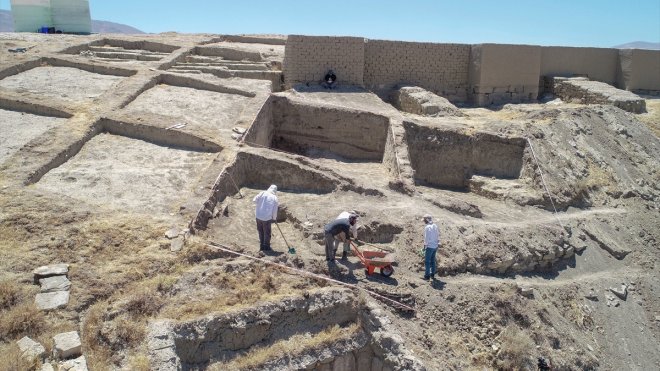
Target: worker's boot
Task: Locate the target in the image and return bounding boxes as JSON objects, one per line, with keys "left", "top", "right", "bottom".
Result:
{"left": 341, "top": 251, "right": 348, "bottom": 260}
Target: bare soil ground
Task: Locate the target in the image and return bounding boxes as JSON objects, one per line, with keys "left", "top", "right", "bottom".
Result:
{"left": 0, "top": 32, "right": 658, "bottom": 371}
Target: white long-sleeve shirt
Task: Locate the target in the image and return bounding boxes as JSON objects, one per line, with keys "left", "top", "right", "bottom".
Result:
{"left": 424, "top": 223, "right": 440, "bottom": 249}
{"left": 336, "top": 211, "right": 358, "bottom": 238}
{"left": 253, "top": 186, "right": 278, "bottom": 221}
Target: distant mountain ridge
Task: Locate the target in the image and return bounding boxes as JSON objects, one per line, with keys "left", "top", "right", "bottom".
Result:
{"left": 612, "top": 41, "right": 660, "bottom": 50}
{"left": 0, "top": 9, "right": 144, "bottom": 34}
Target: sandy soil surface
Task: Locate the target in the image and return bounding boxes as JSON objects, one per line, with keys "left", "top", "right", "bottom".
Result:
{"left": 123, "top": 84, "right": 252, "bottom": 132}
{"left": 35, "top": 133, "right": 219, "bottom": 214}
{"left": 0, "top": 108, "right": 66, "bottom": 165}
{"left": 0, "top": 66, "right": 125, "bottom": 104}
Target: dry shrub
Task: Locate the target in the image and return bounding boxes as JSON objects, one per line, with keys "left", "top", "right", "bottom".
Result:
{"left": 0, "top": 343, "right": 39, "bottom": 371}
{"left": 494, "top": 325, "right": 535, "bottom": 371}
{"left": 182, "top": 242, "right": 227, "bottom": 264}
{"left": 213, "top": 322, "right": 362, "bottom": 371}
{"left": 128, "top": 353, "right": 151, "bottom": 371}
{"left": 0, "top": 303, "right": 46, "bottom": 342}
{"left": 124, "top": 289, "right": 164, "bottom": 318}
{"left": 110, "top": 314, "right": 146, "bottom": 348}
{"left": 0, "top": 281, "right": 22, "bottom": 310}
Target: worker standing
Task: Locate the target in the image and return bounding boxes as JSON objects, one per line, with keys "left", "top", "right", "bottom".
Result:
{"left": 324, "top": 214, "right": 357, "bottom": 262}
{"left": 422, "top": 214, "right": 440, "bottom": 280}
{"left": 253, "top": 185, "right": 279, "bottom": 251}
{"left": 334, "top": 211, "right": 358, "bottom": 260}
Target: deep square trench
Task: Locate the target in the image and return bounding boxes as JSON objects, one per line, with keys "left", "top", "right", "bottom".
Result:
{"left": 404, "top": 121, "right": 528, "bottom": 190}
{"left": 244, "top": 96, "right": 391, "bottom": 162}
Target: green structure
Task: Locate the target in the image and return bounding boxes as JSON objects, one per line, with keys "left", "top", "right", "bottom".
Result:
{"left": 10, "top": 0, "right": 91, "bottom": 34}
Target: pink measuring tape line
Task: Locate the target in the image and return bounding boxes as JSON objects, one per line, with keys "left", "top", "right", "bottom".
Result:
{"left": 205, "top": 242, "right": 416, "bottom": 313}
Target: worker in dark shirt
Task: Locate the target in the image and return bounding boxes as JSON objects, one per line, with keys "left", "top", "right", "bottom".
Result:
{"left": 322, "top": 69, "right": 337, "bottom": 89}
{"left": 323, "top": 214, "right": 357, "bottom": 262}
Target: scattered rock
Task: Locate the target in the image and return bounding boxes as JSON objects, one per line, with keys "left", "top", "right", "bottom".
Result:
{"left": 170, "top": 236, "right": 185, "bottom": 252}
{"left": 53, "top": 331, "right": 82, "bottom": 359}
{"left": 232, "top": 127, "right": 246, "bottom": 134}
{"left": 59, "top": 356, "right": 88, "bottom": 371}
{"left": 39, "top": 275, "right": 71, "bottom": 293}
{"left": 517, "top": 285, "right": 534, "bottom": 298}
{"left": 165, "top": 228, "right": 180, "bottom": 239}
{"left": 16, "top": 336, "right": 45, "bottom": 361}
{"left": 41, "top": 363, "right": 55, "bottom": 371}
{"left": 35, "top": 291, "right": 69, "bottom": 310}
{"left": 33, "top": 263, "right": 69, "bottom": 282}
{"left": 231, "top": 133, "right": 242, "bottom": 141}
{"left": 605, "top": 294, "right": 620, "bottom": 308}
{"left": 609, "top": 284, "right": 628, "bottom": 300}
{"left": 585, "top": 290, "right": 599, "bottom": 301}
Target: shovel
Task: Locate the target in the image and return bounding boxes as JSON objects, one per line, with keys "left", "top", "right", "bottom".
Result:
{"left": 275, "top": 222, "right": 296, "bottom": 254}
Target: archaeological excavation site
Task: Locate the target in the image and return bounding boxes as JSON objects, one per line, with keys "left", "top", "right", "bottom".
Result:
{"left": 0, "top": 31, "right": 659, "bottom": 371}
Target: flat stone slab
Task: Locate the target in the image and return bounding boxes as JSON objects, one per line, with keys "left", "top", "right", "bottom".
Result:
{"left": 53, "top": 331, "right": 82, "bottom": 359}
{"left": 17, "top": 336, "right": 46, "bottom": 361}
{"left": 39, "top": 275, "right": 71, "bottom": 293}
{"left": 33, "top": 263, "right": 69, "bottom": 282}
{"left": 553, "top": 77, "right": 646, "bottom": 113}
{"left": 59, "top": 356, "right": 88, "bottom": 371}
{"left": 35, "top": 291, "right": 69, "bottom": 310}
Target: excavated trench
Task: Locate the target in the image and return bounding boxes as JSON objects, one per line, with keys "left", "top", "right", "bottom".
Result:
{"left": 245, "top": 96, "right": 391, "bottom": 162}
{"left": 148, "top": 288, "right": 420, "bottom": 371}
{"left": 403, "top": 120, "right": 528, "bottom": 190}
{"left": 32, "top": 119, "right": 221, "bottom": 214}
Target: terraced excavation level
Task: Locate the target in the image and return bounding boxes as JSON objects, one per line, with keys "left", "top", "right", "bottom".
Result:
{"left": 403, "top": 120, "right": 528, "bottom": 190}
{"left": 0, "top": 66, "right": 127, "bottom": 105}
{"left": 0, "top": 108, "right": 69, "bottom": 164}
{"left": 122, "top": 83, "right": 255, "bottom": 136}
{"left": 35, "top": 121, "right": 221, "bottom": 214}
{"left": 64, "top": 39, "right": 179, "bottom": 63}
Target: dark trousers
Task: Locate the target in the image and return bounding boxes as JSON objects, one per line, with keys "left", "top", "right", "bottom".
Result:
{"left": 256, "top": 219, "right": 272, "bottom": 250}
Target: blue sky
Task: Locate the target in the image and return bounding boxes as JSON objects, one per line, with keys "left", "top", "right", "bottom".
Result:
{"left": 2, "top": 0, "right": 659, "bottom": 47}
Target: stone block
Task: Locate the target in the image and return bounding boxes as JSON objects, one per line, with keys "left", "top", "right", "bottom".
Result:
{"left": 59, "top": 356, "right": 88, "bottom": 371}
{"left": 39, "top": 276, "right": 71, "bottom": 293}
{"left": 332, "top": 352, "right": 356, "bottom": 371}
{"left": 16, "top": 336, "right": 46, "bottom": 361}
{"left": 33, "top": 264, "right": 69, "bottom": 282}
{"left": 53, "top": 331, "right": 82, "bottom": 359}
{"left": 35, "top": 291, "right": 69, "bottom": 310}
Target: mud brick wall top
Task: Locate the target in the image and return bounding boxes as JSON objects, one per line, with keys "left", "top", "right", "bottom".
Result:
{"left": 283, "top": 35, "right": 365, "bottom": 87}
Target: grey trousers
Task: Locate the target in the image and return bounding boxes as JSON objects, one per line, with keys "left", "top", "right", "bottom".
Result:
{"left": 324, "top": 233, "right": 336, "bottom": 261}
{"left": 256, "top": 219, "right": 272, "bottom": 250}
{"left": 333, "top": 239, "right": 350, "bottom": 253}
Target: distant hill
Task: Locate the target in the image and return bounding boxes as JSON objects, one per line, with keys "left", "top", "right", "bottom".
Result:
{"left": 613, "top": 41, "right": 660, "bottom": 50}
{"left": 0, "top": 9, "right": 144, "bottom": 34}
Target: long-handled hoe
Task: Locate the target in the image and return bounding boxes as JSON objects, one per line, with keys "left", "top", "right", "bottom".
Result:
{"left": 275, "top": 222, "right": 296, "bottom": 254}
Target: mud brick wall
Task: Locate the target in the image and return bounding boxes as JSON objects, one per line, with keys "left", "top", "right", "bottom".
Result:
{"left": 617, "top": 49, "right": 660, "bottom": 93}
{"left": 469, "top": 44, "right": 542, "bottom": 106}
{"left": 283, "top": 35, "right": 365, "bottom": 87}
{"left": 364, "top": 40, "right": 470, "bottom": 102}
{"left": 541, "top": 46, "right": 619, "bottom": 86}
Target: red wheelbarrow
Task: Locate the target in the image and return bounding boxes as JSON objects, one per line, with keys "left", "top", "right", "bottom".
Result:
{"left": 350, "top": 241, "right": 395, "bottom": 277}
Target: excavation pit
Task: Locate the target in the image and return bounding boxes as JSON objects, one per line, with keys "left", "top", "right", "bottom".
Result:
{"left": 404, "top": 120, "right": 528, "bottom": 190}
{"left": 0, "top": 66, "right": 127, "bottom": 105}
{"left": 122, "top": 83, "right": 254, "bottom": 135}
{"left": 0, "top": 108, "right": 68, "bottom": 165}
{"left": 65, "top": 39, "right": 179, "bottom": 62}
{"left": 35, "top": 122, "right": 221, "bottom": 214}
{"left": 245, "top": 96, "right": 391, "bottom": 162}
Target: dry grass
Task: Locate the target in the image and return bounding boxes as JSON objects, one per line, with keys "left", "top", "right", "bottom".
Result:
{"left": 127, "top": 353, "right": 151, "bottom": 371}
{"left": 211, "top": 322, "right": 362, "bottom": 371}
{"left": 638, "top": 97, "right": 660, "bottom": 137}
{"left": 0, "top": 343, "right": 40, "bottom": 371}
{"left": 0, "top": 303, "right": 46, "bottom": 343}
{"left": 493, "top": 325, "right": 535, "bottom": 371}
{"left": 0, "top": 281, "right": 22, "bottom": 310}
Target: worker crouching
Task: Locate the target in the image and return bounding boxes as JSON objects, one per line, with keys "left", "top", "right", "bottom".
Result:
{"left": 323, "top": 214, "right": 358, "bottom": 263}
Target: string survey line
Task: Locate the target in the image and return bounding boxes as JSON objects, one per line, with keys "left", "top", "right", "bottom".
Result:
{"left": 526, "top": 137, "right": 564, "bottom": 230}
{"left": 204, "top": 241, "right": 416, "bottom": 313}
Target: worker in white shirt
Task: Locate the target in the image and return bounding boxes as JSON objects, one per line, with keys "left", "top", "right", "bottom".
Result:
{"left": 334, "top": 210, "right": 358, "bottom": 260}
{"left": 253, "top": 185, "right": 279, "bottom": 251}
{"left": 422, "top": 214, "right": 440, "bottom": 280}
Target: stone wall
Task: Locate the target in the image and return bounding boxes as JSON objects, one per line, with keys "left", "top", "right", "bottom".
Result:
{"left": 283, "top": 35, "right": 365, "bottom": 87}
{"left": 618, "top": 49, "right": 660, "bottom": 92}
{"left": 541, "top": 46, "right": 619, "bottom": 85}
{"left": 469, "top": 44, "right": 542, "bottom": 105}
{"left": 364, "top": 39, "right": 470, "bottom": 102}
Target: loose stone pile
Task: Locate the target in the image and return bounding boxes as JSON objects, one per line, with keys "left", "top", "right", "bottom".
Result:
{"left": 550, "top": 77, "right": 646, "bottom": 113}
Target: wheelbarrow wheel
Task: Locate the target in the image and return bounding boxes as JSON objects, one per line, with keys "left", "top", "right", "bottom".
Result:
{"left": 380, "top": 265, "right": 394, "bottom": 277}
